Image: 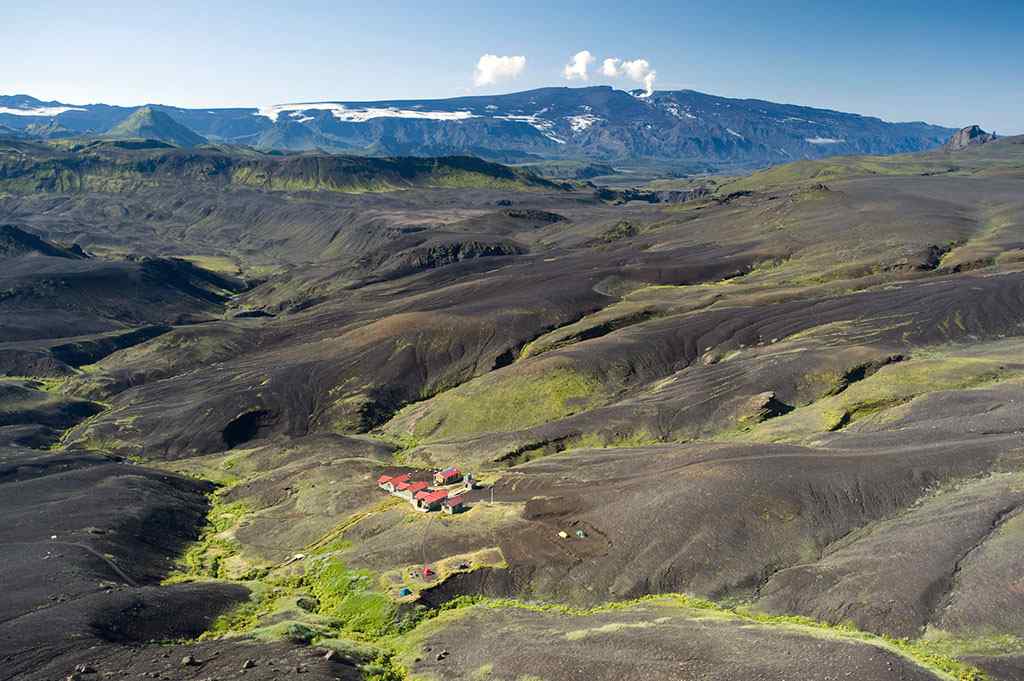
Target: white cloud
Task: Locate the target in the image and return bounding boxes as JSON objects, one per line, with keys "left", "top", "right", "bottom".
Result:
{"left": 601, "top": 57, "right": 657, "bottom": 96}
{"left": 601, "top": 58, "right": 621, "bottom": 78}
{"left": 621, "top": 59, "right": 651, "bottom": 81}
{"left": 473, "top": 54, "right": 527, "bottom": 87}
{"left": 563, "top": 50, "right": 595, "bottom": 81}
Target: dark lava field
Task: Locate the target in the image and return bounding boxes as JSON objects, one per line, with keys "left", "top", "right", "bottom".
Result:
{"left": 2, "top": 134, "right": 1024, "bottom": 681}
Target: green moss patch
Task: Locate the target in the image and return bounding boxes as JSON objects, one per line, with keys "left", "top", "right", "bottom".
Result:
{"left": 737, "top": 354, "right": 1024, "bottom": 443}
{"left": 399, "top": 366, "right": 607, "bottom": 441}
{"left": 165, "top": 494, "right": 257, "bottom": 581}
{"left": 391, "top": 594, "right": 989, "bottom": 681}
{"left": 305, "top": 558, "right": 402, "bottom": 638}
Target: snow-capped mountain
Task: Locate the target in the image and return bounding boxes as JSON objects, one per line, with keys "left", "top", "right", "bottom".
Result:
{"left": 0, "top": 87, "right": 955, "bottom": 169}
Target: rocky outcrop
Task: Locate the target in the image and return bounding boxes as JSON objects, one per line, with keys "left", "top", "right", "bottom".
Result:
{"left": 0, "top": 224, "right": 84, "bottom": 259}
{"left": 945, "top": 125, "right": 996, "bottom": 151}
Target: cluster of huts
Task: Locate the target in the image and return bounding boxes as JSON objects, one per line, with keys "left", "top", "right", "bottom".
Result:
{"left": 377, "top": 466, "right": 470, "bottom": 514}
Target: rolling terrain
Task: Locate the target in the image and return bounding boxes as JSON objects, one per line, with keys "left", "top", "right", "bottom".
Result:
{"left": 1, "top": 131, "right": 1023, "bottom": 681}
{"left": 1, "top": 87, "right": 954, "bottom": 169}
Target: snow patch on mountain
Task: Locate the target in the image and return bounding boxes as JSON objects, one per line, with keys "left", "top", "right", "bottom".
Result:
{"left": 0, "top": 105, "right": 86, "bottom": 117}
{"left": 726, "top": 128, "right": 745, "bottom": 139}
{"left": 806, "top": 137, "right": 845, "bottom": 144}
{"left": 661, "top": 102, "right": 697, "bottom": 120}
{"left": 494, "top": 114, "right": 566, "bottom": 144}
{"left": 257, "top": 102, "right": 478, "bottom": 124}
{"left": 566, "top": 114, "right": 602, "bottom": 132}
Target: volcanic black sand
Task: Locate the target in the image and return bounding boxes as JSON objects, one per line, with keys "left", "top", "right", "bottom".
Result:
{"left": 2, "top": 136, "right": 1024, "bottom": 679}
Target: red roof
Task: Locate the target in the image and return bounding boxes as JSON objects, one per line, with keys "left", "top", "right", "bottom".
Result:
{"left": 435, "top": 467, "right": 461, "bottom": 481}
{"left": 445, "top": 495, "right": 464, "bottom": 507}
{"left": 389, "top": 473, "right": 411, "bottom": 485}
{"left": 407, "top": 481, "right": 429, "bottom": 494}
{"left": 377, "top": 474, "right": 392, "bottom": 485}
{"left": 418, "top": 490, "right": 449, "bottom": 504}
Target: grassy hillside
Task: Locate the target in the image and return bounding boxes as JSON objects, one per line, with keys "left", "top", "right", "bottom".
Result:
{"left": 719, "top": 135, "right": 1024, "bottom": 192}
{"left": 0, "top": 139, "right": 561, "bottom": 195}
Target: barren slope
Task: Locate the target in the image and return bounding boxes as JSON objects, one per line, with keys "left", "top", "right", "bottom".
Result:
{"left": 3, "top": 137, "right": 1024, "bottom": 680}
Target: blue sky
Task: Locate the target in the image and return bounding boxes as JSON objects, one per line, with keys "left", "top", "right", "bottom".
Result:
{"left": 4, "top": 0, "right": 1022, "bottom": 132}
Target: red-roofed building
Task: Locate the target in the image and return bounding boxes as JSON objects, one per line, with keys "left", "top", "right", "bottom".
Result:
{"left": 442, "top": 495, "right": 465, "bottom": 514}
{"left": 415, "top": 489, "right": 449, "bottom": 512}
{"left": 377, "top": 474, "right": 393, "bottom": 489}
{"left": 382, "top": 473, "right": 411, "bottom": 493}
{"left": 397, "top": 480, "right": 430, "bottom": 500}
{"left": 433, "top": 466, "right": 462, "bottom": 486}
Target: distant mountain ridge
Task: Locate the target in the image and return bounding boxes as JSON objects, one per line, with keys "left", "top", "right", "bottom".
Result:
{"left": 0, "top": 87, "right": 957, "bottom": 169}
